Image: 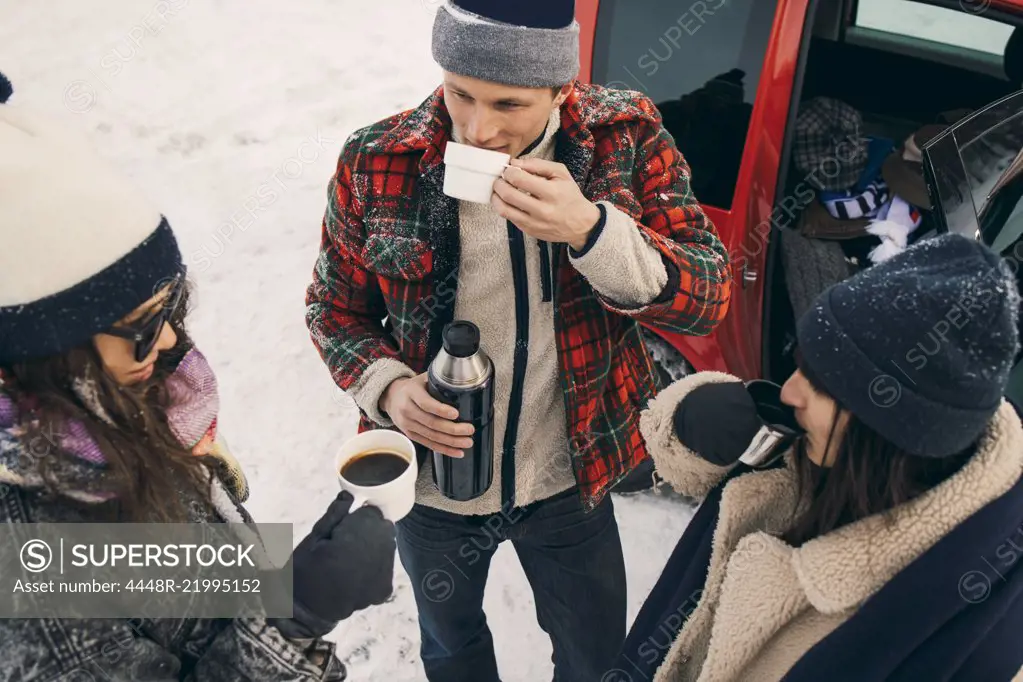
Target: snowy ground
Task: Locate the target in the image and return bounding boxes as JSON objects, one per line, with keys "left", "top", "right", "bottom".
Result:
{"left": 4, "top": 1, "right": 1013, "bottom": 679}
{"left": 3, "top": 2, "right": 693, "bottom": 679}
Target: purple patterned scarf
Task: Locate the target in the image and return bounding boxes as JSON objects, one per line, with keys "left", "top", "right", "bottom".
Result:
{"left": 0, "top": 348, "right": 230, "bottom": 502}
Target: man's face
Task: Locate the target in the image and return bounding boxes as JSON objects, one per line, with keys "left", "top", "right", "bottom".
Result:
{"left": 443, "top": 72, "right": 570, "bottom": 158}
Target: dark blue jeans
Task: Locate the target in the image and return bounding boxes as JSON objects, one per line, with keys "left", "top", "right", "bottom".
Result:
{"left": 395, "top": 488, "right": 627, "bottom": 682}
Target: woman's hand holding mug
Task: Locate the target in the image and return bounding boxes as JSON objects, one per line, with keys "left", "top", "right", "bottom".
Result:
{"left": 672, "top": 380, "right": 803, "bottom": 467}
{"left": 267, "top": 491, "right": 396, "bottom": 640}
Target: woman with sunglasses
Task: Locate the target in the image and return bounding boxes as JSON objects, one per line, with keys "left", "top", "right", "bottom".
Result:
{"left": 0, "top": 80, "right": 396, "bottom": 680}
{"left": 612, "top": 234, "right": 1023, "bottom": 682}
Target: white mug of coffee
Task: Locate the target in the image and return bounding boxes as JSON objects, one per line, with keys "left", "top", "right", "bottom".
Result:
{"left": 335, "top": 429, "right": 418, "bottom": 522}
{"left": 443, "top": 141, "right": 511, "bottom": 204}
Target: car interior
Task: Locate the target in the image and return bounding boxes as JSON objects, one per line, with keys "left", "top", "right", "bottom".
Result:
{"left": 802, "top": 3, "right": 1020, "bottom": 142}
{"left": 764, "top": 0, "right": 1023, "bottom": 385}
{"left": 589, "top": 0, "right": 1023, "bottom": 396}
{"left": 594, "top": 0, "right": 1023, "bottom": 490}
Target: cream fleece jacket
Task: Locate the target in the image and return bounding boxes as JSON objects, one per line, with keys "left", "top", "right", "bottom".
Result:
{"left": 639, "top": 371, "right": 1023, "bottom": 682}
{"left": 350, "top": 108, "right": 668, "bottom": 515}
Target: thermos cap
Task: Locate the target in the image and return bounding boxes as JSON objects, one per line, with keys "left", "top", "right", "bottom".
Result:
{"left": 443, "top": 321, "right": 480, "bottom": 358}
{"left": 431, "top": 320, "right": 492, "bottom": 388}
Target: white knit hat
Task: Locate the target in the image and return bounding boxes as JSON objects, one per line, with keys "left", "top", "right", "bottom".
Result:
{"left": 0, "top": 80, "right": 183, "bottom": 365}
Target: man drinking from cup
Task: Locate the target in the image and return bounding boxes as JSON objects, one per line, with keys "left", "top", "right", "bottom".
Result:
{"left": 304, "top": 1, "right": 732, "bottom": 679}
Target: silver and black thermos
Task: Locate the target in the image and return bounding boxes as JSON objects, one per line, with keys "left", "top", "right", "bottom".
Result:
{"left": 426, "top": 321, "right": 495, "bottom": 501}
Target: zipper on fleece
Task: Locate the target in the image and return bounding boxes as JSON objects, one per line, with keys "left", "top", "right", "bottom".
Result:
{"left": 501, "top": 219, "right": 531, "bottom": 510}
{"left": 538, "top": 240, "right": 552, "bottom": 303}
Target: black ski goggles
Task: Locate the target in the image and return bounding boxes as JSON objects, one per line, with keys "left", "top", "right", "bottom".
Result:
{"left": 104, "top": 274, "right": 185, "bottom": 363}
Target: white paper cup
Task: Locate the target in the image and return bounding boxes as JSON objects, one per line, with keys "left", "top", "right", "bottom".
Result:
{"left": 335, "top": 429, "right": 418, "bottom": 522}
{"left": 443, "top": 141, "right": 511, "bottom": 204}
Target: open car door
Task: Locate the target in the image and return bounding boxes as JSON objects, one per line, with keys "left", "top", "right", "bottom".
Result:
{"left": 921, "top": 89, "right": 1023, "bottom": 404}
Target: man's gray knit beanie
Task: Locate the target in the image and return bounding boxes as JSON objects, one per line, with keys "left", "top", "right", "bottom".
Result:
{"left": 432, "top": 0, "right": 580, "bottom": 88}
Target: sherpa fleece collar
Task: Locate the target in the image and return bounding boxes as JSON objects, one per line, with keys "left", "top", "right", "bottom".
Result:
{"left": 792, "top": 400, "right": 1023, "bottom": 613}
{"left": 649, "top": 370, "right": 1023, "bottom": 614}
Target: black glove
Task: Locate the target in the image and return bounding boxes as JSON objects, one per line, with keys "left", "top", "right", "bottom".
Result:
{"left": 0, "top": 70, "right": 12, "bottom": 104}
{"left": 268, "top": 491, "right": 396, "bottom": 640}
{"left": 672, "top": 381, "right": 765, "bottom": 466}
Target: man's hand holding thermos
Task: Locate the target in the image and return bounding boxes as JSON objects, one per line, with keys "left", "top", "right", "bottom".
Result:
{"left": 381, "top": 322, "right": 496, "bottom": 502}
{"left": 380, "top": 373, "right": 475, "bottom": 458}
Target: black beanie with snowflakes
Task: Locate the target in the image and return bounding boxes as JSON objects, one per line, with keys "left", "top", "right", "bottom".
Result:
{"left": 796, "top": 233, "right": 1020, "bottom": 458}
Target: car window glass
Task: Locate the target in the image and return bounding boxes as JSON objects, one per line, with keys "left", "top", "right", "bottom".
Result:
{"left": 982, "top": 148, "right": 1023, "bottom": 253}
{"left": 927, "top": 93, "right": 1023, "bottom": 408}
{"left": 590, "top": 0, "right": 775, "bottom": 209}
{"left": 922, "top": 130, "right": 978, "bottom": 238}
{"left": 959, "top": 103, "right": 1023, "bottom": 244}
{"left": 855, "top": 0, "right": 1013, "bottom": 55}
{"left": 923, "top": 93, "right": 1023, "bottom": 240}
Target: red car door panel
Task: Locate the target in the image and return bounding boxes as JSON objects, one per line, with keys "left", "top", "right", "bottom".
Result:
{"left": 578, "top": 0, "right": 810, "bottom": 379}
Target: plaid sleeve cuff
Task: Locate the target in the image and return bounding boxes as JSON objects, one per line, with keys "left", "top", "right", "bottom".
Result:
{"left": 568, "top": 201, "right": 668, "bottom": 309}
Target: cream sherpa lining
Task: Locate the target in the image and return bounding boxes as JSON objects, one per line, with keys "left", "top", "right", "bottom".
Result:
{"left": 639, "top": 370, "right": 746, "bottom": 498}
{"left": 653, "top": 453, "right": 798, "bottom": 681}
{"left": 346, "top": 357, "right": 417, "bottom": 427}
{"left": 568, "top": 201, "right": 668, "bottom": 309}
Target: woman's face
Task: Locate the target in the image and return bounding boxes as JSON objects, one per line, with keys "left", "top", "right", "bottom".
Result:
{"left": 93, "top": 285, "right": 178, "bottom": 386}
{"left": 780, "top": 369, "right": 848, "bottom": 467}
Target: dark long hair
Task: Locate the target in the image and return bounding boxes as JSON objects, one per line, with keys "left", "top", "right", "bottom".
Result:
{"left": 1, "top": 282, "right": 214, "bottom": 522}
{"left": 781, "top": 356, "right": 976, "bottom": 547}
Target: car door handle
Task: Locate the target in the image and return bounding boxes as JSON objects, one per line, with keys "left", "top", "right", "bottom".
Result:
{"left": 741, "top": 261, "right": 758, "bottom": 287}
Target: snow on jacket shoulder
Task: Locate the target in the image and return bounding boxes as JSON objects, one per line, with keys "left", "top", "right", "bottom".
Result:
{"left": 0, "top": 430, "right": 346, "bottom": 682}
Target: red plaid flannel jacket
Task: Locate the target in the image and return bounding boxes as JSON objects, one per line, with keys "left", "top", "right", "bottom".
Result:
{"left": 306, "top": 82, "right": 731, "bottom": 511}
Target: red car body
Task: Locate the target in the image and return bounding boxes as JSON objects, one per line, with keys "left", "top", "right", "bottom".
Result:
{"left": 576, "top": 0, "right": 1023, "bottom": 381}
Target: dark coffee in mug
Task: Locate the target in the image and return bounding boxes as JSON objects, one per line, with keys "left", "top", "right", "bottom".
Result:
{"left": 340, "top": 449, "right": 410, "bottom": 487}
